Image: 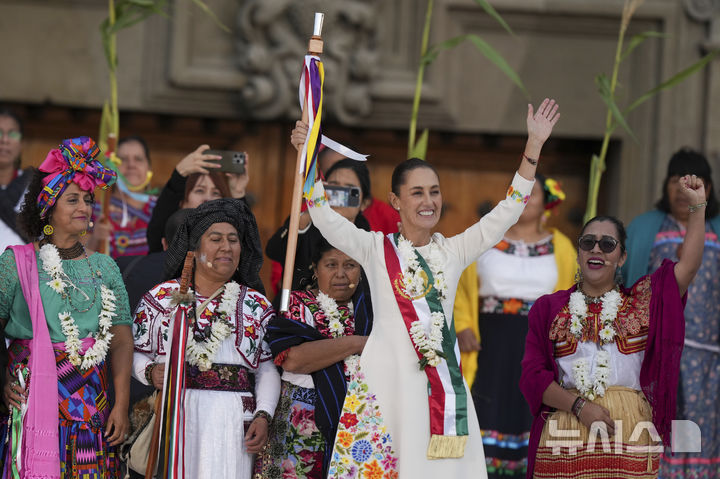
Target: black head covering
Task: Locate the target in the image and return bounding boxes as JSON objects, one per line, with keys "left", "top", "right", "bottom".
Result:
{"left": 164, "top": 198, "right": 265, "bottom": 294}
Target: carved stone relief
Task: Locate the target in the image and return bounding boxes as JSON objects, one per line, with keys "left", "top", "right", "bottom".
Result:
{"left": 683, "top": 0, "right": 720, "bottom": 47}
{"left": 235, "top": 0, "right": 379, "bottom": 123}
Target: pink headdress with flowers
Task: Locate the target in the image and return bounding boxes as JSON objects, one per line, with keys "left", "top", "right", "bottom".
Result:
{"left": 36, "top": 136, "right": 116, "bottom": 218}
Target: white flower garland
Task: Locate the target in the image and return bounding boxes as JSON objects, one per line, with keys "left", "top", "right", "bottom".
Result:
{"left": 572, "top": 351, "right": 611, "bottom": 400}
{"left": 568, "top": 289, "right": 621, "bottom": 399}
{"left": 568, "top": 289, "right": 622, "bottom": 344}
{"left": 316, "top": 292, "right": 360, "bottom": 374}
{"left": 185, "top": 281, "right": 240, "bottom": 371}
{"left": 40, "top": 244, "right": 115, "bottom": 370}
{"left": 396, "top": 235, "right": 447, "bottom": 369}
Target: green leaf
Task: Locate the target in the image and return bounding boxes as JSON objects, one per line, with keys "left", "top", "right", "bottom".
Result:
{"left": 471, "top": 0, "right": 514, "bottom": 37}
{"left": 422, "top": 34, "right": 468, "bottom": 66}
{"left": 189, "top": 0, "right": 231, "bottom": 33}
{"left": 410, "top": 129, "right": 429, "bottom": 161}
{"left": 109, "top": 5, "right": 165, "bottom": 34}
{"left": 625, "top": 49, "right": 720, "bottom": 114}
{"left": 595, "top": 73, "right": 636, "bottom": 140}
{"left": 621, "top": 31, "right": 667, "bottom": 62}
{"left": 424, "top": 34, "right": 528, "bottom": 98}
{"left": 466, "top": 34, "right": 529, "bottom": 98}
{"left": 100, "top": 19, "right": 114, "bottom": 70}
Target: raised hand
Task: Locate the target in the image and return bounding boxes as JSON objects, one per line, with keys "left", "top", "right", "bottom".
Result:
{"left": 175, "top": 145, "right": 222, "bottom": 177}
{"left": 527, "top": 98, "right": 560, "bottom": 145}
{"left": 678, "top": 174, "right": 707, "bottom": 207}
{"left": 290, "top": 120, "right": 309, "bottom": 152}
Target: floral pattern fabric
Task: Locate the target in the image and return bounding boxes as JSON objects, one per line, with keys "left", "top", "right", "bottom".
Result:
{"left": 494, "top": 235, "right": 554, "bottom": 257}
{"left": 328, "top": 368, "right": 398, "bottom": 479}
{"left": 651, "top": 215, "right": 720, "bottom": 479}
{"left": 132, "top": 279, "right": 273, "bottom": 368}
{"left": 549, "top": 278, "right": 651, "bottom": 348}
{"left": 255, "top": 381, "right": 325, "bottom": 479}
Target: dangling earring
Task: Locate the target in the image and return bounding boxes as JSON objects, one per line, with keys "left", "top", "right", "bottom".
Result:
{"left": 80, "top": 230, "right": 87, "bottom": 237}
{"left": 43, "top": 224, "right": 54, "bottom": 236}
{"left": 574, "top": 269, "right": 583, "bottom": 284}
{"left": 614, "top": 267, "right": 624, "bottom": 286}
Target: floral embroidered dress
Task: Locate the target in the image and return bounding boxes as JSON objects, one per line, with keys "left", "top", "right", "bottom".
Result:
{"left": 651, "top": 215, "right": 720, "bottom": 479}
{"left": 0, "top": 247, "right": 132, "bottom": 479}
{"left": 132, "top": 280, "right": 280, "bottom": 479}
{"left": 472, "top": 235, "right": 557, "bottom": 478}
{"left": 92, "top": 194, "right": 156, "bottom": 258}
{"left": 256, "top": 290, "right": 355, "bottom": 479}
{"left": 306, "top": 173, "right": 535, "bottom": 478}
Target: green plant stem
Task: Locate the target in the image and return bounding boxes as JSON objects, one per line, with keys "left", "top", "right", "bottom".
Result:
{"left": 109, "top": 0, "right": 119, "bottom": 138}
{"left": 585, "top": 20, "right": 627, "bottom": 223}
{"left": 408, "top": 0, "right": 434, "bottom": 158}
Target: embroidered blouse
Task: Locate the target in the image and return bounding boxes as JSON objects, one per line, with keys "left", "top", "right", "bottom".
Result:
{"left": 132, "top": 279, "right": 274, "bottom": 376}
{"left": 549, "top": 277, "right": 651, "bottom": 390}
{"left": 279, "top": 290, "right": 355, "bottom": 389}
{"left": 478, "top": 235, "right": 558, "bottom": 303}
{"left": 0, "top": 248, "right": 132, "bottom": 342}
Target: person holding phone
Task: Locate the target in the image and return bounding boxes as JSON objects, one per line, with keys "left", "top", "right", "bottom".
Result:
{"left": 266, "top": 159, "right": 373, "bottom": 293}
{"left": 146, "top": 145, "right": 250, "bottom": 253}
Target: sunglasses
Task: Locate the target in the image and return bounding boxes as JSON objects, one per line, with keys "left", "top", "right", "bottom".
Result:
{"left": 578, "top": 235, "right": 619, "bottom": 253}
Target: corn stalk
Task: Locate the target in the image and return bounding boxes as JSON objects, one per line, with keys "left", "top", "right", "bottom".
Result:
{"left": 408, "top": 0, "right": 528, "bottom": 160}
{"left": 584, "top": 0, "right": 719, "bottom": 223}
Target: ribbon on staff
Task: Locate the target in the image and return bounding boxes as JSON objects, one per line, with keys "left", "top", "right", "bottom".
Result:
{"left": 298, "top": 55, "right": 324, "bottom": 201}
{"left": 298, "top": 55, "right": 368, "bottom": 203}
{"left": 158, "top": 293, "right": 192, "bottom": 479}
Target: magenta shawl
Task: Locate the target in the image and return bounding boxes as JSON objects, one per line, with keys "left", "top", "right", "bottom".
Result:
{"left": 519, "top": 259, "right": 686, "bottom": 478}
{"left": 10, "top": 244, "right": 60, "bottom": 478}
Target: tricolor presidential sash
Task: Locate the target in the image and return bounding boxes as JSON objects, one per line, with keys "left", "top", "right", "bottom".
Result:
{"left": 383, "top": 234, "right": 468, "bottom": 458}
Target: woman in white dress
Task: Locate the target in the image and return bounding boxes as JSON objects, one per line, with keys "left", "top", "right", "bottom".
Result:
{"left": 131, "top": 198, "right": 280, "bottom": 478}
{"left": 289, "top": 99, "right": 560, "bottom": 478}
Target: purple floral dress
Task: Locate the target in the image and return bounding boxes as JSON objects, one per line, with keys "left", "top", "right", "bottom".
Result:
{"left": 255, "top": 291, "right": 354, "bottom": 479}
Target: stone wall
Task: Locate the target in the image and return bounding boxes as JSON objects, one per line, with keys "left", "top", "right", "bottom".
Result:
{"left": 1, "top": 0, "right": 719, "bottom": 223}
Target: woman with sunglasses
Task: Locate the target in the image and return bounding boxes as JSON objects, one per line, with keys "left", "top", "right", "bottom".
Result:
{"left": 520, "top": 175, "right": 706, "bottom": 479}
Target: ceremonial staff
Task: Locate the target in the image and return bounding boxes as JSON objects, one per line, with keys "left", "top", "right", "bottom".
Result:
{"left": 280, "top": 12, "right": 325, "bottom": 312}
{"left": 146, "top": 252, "right": 195, "bottom": 479}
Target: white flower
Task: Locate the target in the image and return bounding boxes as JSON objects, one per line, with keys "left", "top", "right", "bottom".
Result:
{"left": 47, "top": 278, "right": 65, "bottom": 294}
{"left": 570, "top": 318, "right": 584, "bottom": 337}
{"left": 393, "top": 233, "right": 449, "bottom": 370}
{"left": 186, "top": 282, "right": 240, "bottom": 370}
{"left": 598, "top": 326, "right": 616, "bottom": 343}
{"left": 344, "top": 354, "right": 360, "bottom": 375}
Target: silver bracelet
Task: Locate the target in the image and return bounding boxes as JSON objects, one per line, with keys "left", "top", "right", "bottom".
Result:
{"left": 689, "top": 201, "right": 707, "bottom": 213}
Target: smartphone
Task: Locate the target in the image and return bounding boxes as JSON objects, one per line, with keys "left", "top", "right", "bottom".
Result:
{"left": 326, "top": 185, "right": 361, "bottom": 208}
{"left": 205, "top": 149, "right": 246, "bottom": 175}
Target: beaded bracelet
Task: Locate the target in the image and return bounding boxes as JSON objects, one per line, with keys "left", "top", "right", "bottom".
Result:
{"left": 689, "top": 201, "right": 707, "bottom": 213}
{"left": 523, "top": 153, "right": 538, "bottom": 166}
{"left": 254, "top": 410, "right": 272, "bottom": 423}
{"left": 144, "top": 362, "right": 157, "bottom": 385}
